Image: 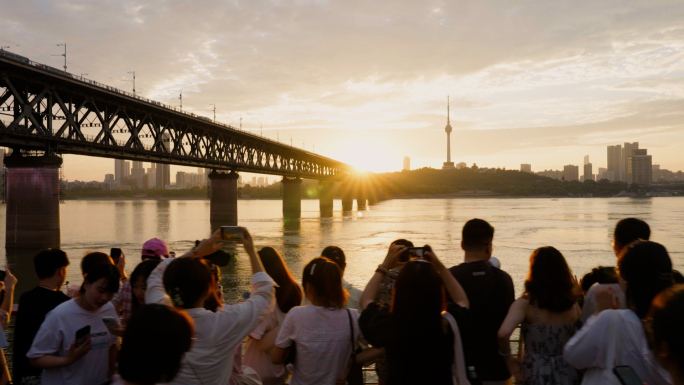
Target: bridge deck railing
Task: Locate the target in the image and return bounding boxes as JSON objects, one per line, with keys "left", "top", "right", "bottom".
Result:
{"left": 0, "top": 50, "right": 324, "bottom": 159}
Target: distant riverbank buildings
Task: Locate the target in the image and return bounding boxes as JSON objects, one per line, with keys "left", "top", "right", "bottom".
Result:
{"left": 526, "top": 142, "right": 683, "bottom": 184}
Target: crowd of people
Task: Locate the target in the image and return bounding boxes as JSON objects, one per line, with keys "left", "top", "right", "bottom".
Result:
{"left": 0, "top": 217, "right": 682, "bottom": 385}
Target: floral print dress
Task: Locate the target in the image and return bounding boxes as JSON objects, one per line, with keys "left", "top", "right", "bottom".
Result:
{"left": 520, "top": 305, "right": 579, "bottom": 385}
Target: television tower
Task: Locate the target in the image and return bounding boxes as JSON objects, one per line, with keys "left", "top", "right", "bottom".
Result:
{"left": 442, "top": 95, "right": 455, "bottom": 170}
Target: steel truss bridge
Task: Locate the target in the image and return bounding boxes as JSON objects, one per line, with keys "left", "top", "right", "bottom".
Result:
{"left": 0, "top": 51, "right": 354, "bottom": 179}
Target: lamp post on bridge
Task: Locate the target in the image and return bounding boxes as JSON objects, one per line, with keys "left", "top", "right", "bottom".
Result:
{"left": 128, "top": 71, "right": 136, "bottom": 95}
{"left": 53, "top": 43, "right": 67, "bottom": 72}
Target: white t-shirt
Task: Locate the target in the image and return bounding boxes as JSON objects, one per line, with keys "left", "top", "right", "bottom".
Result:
{"left": 564, "top": 309, "right": 671, "bottom": 385}
{"left": 27, "top": 299, "right": 119, "bottom": 385}
{"left": 275, "top": 305, "right": 362, "bottom": 385}
{"left": 243, "top": 307, "right": 287, "bottom": 385}
{"left": 145, "top": 258, "right": 276, "bottom": 385}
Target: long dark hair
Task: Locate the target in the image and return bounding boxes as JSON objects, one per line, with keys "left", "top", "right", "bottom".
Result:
{"left": 119, "top": 304, "right": 194, "bottom": 383}
{"left": 163, "top": 257, "right": 212, "bottom": 309}
{"left": 302, "top": 257, "right": 347, "bottom": 308}
{"left": 524, "top": 247, "right": 577, "bottom": 312}
{"left": 618, "top": 241, "right": 673, "bottom": 319}
{"left": 130, "top": 260, "right": 161, "bottom": 312}
{"left": 259, "top": 247, "right": 302, "bottom": 313}
{"left": 649, "top": 284, "right": 684, "bottom": 373}
{"left": 390, "top": 260, "right": 452, "bottom": 381}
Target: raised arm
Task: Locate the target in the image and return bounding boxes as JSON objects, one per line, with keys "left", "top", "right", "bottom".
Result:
{"left": 424, "top": 248, "right": 469, "bottom": 309}
{"left": 360, "top": 245, "right": 406, "bottom": 311}
{"left": 0, "top": 268, "right": 17, "bottom": 329}
{"left": 239, "top": 228, "right": 266, "bottom": 275}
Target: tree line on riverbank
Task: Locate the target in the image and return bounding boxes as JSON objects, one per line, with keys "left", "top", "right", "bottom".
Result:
{"left": 62, "top": 167, "right": 683, "bottom": 199}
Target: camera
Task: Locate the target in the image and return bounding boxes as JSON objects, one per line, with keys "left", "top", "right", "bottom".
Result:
{"left": 408, "top": 247, "right": 426, "bottom": 258}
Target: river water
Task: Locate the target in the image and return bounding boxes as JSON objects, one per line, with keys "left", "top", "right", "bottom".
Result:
{"left": 2, "top": 197, "right": 683, "bottom": 301}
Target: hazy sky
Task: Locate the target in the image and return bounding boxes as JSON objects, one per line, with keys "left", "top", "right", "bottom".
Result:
{"left": 2, "top": 0, "right": 684, "bottom": 181}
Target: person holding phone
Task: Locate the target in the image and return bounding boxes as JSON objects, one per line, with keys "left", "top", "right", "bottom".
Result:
{"left": 358, "top": 244, "right": 470, "bottom": 385}
{"left": 145, "top": 227, "right": 275, "bottom": 385}
{"left": 27, "top": 263, "right": 121, "bottom": 385}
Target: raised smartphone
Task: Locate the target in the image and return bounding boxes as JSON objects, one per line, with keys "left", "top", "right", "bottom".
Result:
{"left": 110, "top": 248, "right": 122, "bottom": 264}
{"left": 220, "top": 226, "right": 243, "bottom": 242}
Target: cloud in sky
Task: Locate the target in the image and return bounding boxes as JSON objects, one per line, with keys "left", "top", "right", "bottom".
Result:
{"left": 2, "top": 0, "right": 684, "bottom": 179}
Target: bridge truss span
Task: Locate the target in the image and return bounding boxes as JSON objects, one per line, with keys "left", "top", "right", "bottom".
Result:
{"left": 0, "top": 54, "right": 353, "bottom": 179}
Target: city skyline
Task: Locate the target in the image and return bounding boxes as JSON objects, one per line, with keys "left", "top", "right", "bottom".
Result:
{"left": 3, "top": 1, "right": 684, "bottom": 179}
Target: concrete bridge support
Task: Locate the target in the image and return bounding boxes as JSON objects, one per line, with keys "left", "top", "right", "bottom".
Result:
{"left": 341, "top": 188, "right": 354, "bottom": 211}
{"left": 282, "top": 177, "right": 302, "bottom": 219}
{"left": 318, "top": 181, "right": 334, "bottom": 217}
{"left": 209, "top": 171, "right": 239, "bottom": 227}
{"left": 5, "top": 153, "right": 62, "bottom": 249}
{"left": 356, "top": 186, "right": 367, "bottom": 211}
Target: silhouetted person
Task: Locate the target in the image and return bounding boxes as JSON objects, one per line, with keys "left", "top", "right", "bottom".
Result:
{"left": 449, "top": 219, "right": 515, "bottom": 385}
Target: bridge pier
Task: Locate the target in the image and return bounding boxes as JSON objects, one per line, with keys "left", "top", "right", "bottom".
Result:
{"left": 282, "top": 177, "right": 302, "bottom": 219}
{"left": 341, "top": 187, "right": 354, "bottom": 211}
{"left": 209, "top": 170, "right": 239, "bottom": 227}
{"left": 356, "top": 188, "right": 367, "bottom": 211}
{"left": 318, "top": 181, "right": 334, "bottom": 217}
{"left": 4, "top": 152, "right": 62, "bottom": 249}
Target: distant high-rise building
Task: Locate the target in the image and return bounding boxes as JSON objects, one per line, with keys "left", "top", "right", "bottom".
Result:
{"left": 130, "top": 161, "right": 145, "bottom": 189}
{"left": 257, "top": 177, "right": 264, "bottom": 187}
{"left": 104, "top": 174, "right": 115, "bottom": 182}
{"left": 176, "top": 172, "right": 186, "bottom": 188}
{"left": 607, "top": 145, "right": 622, "bottom": 182}
{"left": 123, "top": 161, "right": 131, "bottom": 179}
{"left": 563, "top": 165, "right": 579, "bottom": 182}
{"left": 584, "top": 163, "right": 593, "bottom": 181}
{"left": 403, "top": 156, "right": 411, "bottom": 171}
{"left": 146, "top": 166, "right": 156, "bottom": 188}
{"left": 155, "top": 164, "right": 170, "bottom": 189}
{"left": 584, "top": 155, "right": 590, "bottom": 165}
{"left": 628, "top": 150, "right": 652, "bottom": 185}
{"left": 597, "top": 167, "right": 608, "bottom": 180}
{"left": 442, "top": 96, "right": 455, "bottom": 170}
{"left": 251, "top": 177, "right": 256, "bottom": 186}
{"left": 622, "top": 142, "right": 639, "bottom": 182}
{"left": 115, "top": 159, "right": 125, "bottom": 183}
{"left": 456, "top": 162, "right": 467, "bottom": 169}
{"left": 521, "top": 164, "right": 532, "bottom": 173}
{"left": 627, "top": 149, "right": 653, "bottom": 184}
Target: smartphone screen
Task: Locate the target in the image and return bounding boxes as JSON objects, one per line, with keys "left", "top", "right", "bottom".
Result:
{"left": 220, "top": 226, "right": 243, "bottom": 242}
{"left": 110, "top": 248, "right": 122, "bottom": 264}
{"left": 75, "top": 325, "right": 91, "bottom": 348}
{"left": 408, "top": 247, "right": 425, "bottom": 258}
{"left": 613, "top": 366, "right": 643, "bottom": 385}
